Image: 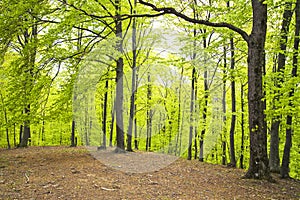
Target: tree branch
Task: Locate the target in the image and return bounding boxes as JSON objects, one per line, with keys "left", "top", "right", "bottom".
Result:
{"left": 138, "top": 0, "right": 249, "bottom": 42}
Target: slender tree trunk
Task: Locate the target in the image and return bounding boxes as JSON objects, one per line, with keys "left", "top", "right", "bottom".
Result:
{"left": 146, "top": 73, "right": 152, "bottom": 151}
{"left": 281, "top": 0, "right": 299, "bottom": 178}
{"left": 175, "top": 67, "right": 184, "bottom": 156}
{"left": 109, "top": 96, "right": 115, "bottom": 147}
{"left": 19, "top": 124, "right": 23, "bottom": 145}
{"left": 199, "top": 36, "right": 208, "bottom": 162}
{"left": 126, "top": 0, "right": 137, "bottom": 151}
{"left": 244, "top": 0, "right": 270, "bottom": 180}
{"left": 188, "top": 67, "right": 196, "bottom": 160}
{"left": 99, "top": 79, "right": 109, "bottom": 150}
{"left": 269, "top": 2, "right": 293, "bottom": 173}
{"left": 240, "top": 83, "right": 246, "bottom": 169}
{"left": 229, "top": 37, "right": 236, "bottom": 167}
{"left": 20, "top": 105, "right": 31, "bottom": 147}
{"left": 13, "top": 123, "right": 16, "bottom": 147}
{"left": 134, "top": 73, "right": 139, "bottom": 150}
{"left": 71, "top": 120, "right": 76, "bottom": 147}
{"left": 194, "top": 78, "right": 198, "bottom": 160}
{"left": 0, "top": 92, "right": 10, "bottom": 149}
{"left": 84, "top": 97, "right": 89, "bottom": 146}
{"left": 222, "top": 46, "right": 227, "bottom": 165}
{"left": 71, "top": 87, "right": 76, "bottom": 147}
{"left": 115, "top": 0, "right": 125, "bottom": 152}
{"left": 41, "top": 120, "right": 45, "bottom": 142}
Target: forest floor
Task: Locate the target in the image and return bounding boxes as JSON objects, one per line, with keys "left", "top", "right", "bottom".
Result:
{"left": 0, "top": 146, "right": 299, "bottom": 200}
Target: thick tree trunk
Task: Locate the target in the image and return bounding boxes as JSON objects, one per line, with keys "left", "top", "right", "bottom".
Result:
{"left": 269, "top": 2, "right": 293, "bottom": 173}
{"left": 281, "top": 0, "right": 299, "bottom": 178}
{"left": 115, "top": 0, "right": 125, "bottom": 152}
{"left": 244, "top": 0, "right": 270, "bottom": 180}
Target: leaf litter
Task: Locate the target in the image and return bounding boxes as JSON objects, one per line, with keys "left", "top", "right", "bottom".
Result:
{"left": 0, "top": 146, "right": 299, "bottom": 200}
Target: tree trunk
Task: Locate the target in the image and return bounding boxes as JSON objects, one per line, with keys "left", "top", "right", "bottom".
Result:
{"left": 19, "top": 124, "right": 23, "bottom": 145}
{"left": 281, "top": 0, "right": 299, "bottom": 178}
{"left": 0, "top": 92, "right": 10, "bottom": 149}
{"left": 71, "top": 120, "right": 76, "bottom": 147}
{"left": 175, "top": 67, "right": 184, "bottom": 156}
{"left": 222, "top": 46, "right": 227, "bottom": 166}
{"left": 134, "top": 73, "right": 139, "bottom": 150}
{"left": 240, "top": 83, "right": 246, "bottom": 169}
{"left": 19, "top": 22, "right": 37, "bottom": 148}
{"left": 188, "top": 67, "right": 196, "bottom": 160}
{"left": 109, "top": 95, "right": 115, "bottom": 147}
{"left": 13, "top": 123, "right": 16, "bottom": 147}
{"left": 146, "top": 73, "right": 152, "bottom": 151}
{"left": 20, "top": 105, "right": 31, "bottom": 147}
{"left": 115, "top": 0, "right": 125, "bottom": 152}
{"left": 126, "top": 1, "right": 137, "bottom": 151}
{"left": 269, "top": 2, "right": 293, "bottom": 173}
{"left": 199, "top": 37, "right": 208, "bottom": 162}
{"left": 194, "top": 79, "right": 198, "bottom": 160}
{"left": 244, "top": 0, "right": 270, "bottom": 180}
{"left": 99, "top": 79, "right": 109, "bottom": 150}
{"left": 229, "top": 37, "right": 236, "bottom": 167}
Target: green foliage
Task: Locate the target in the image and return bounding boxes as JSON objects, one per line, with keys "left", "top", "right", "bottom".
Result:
{"left": 0, "top": 0, "right": 299, "bottom": 180}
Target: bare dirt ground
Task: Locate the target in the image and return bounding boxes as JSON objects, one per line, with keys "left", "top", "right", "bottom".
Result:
{"left": 0, "top": 146, "right": 299, "bottom": 200}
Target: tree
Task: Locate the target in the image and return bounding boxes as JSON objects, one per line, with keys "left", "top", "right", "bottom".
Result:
{"left": 281, "top": 0, "right": 299, "bottom": 178}
{"left": 138, "top": 0, "right": 271, "bottom": 180}
{"left": 228, "top": 36, "right": 236, "bottom": 167}
{"left": 126, "top": 0, "right": 138, "bottom": 152}
{"left": 269, "top": 1, "right": 294, "bottom": 173}
{"left": 115, "top": 0, "right": 125, "bottom": 152}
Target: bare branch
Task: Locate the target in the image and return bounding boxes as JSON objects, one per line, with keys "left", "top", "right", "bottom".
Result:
{"left": 138, "top": 0, "right": 249, "bottom": 42}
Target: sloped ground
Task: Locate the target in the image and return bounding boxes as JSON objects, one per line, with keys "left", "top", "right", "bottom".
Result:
{"left": 0, "top": 146, "right": 299, "bottom": 200}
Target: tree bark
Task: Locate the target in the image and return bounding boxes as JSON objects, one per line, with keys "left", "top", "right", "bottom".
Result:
{"left": 188, "top": 67, "right": 196, "bottom": 160}
{"left": 222, "top": 46, "right": 227, "bottom": 166}
{"left": 115, "top": 0, "right": 125, "bottom": 152}
{"left": 146, "top": 73, "right": 152, "bottom": 151}
{"left": 71, "top": 120, "right": 76, "bottom": 147}
{"left": 244, "top": 0, "right": 270, "bottom": 180}
{"left": 240, "top": 83, "right": 246, "bottom": 169}
{"left": 229, "top": 37, "right": 236, "bottom": 167}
